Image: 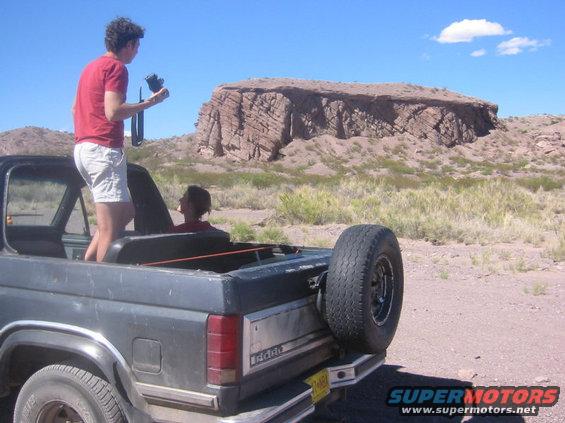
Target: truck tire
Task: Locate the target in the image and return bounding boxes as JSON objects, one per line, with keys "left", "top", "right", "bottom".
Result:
{"left": 325, "top": 224, "right": 403, "bottom": 353}
{"left": 13, "top": 364, "right": 124, "bottom": 423}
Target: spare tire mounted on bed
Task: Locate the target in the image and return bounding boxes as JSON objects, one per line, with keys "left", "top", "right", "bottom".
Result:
{"left": 325, "top": 224, "right": 404, "bottom": 354}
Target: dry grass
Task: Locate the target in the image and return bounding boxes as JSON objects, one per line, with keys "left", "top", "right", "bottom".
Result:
{"left": 151, "top": 168, "right": 564, "bottom": 259}
{"left": 275, "top": 178, "right": 564, "bottom": 247}
{"left": 544, "top": 226, "right": 565, "bottom": 262}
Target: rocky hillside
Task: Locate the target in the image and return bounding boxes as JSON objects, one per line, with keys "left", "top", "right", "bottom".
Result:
{"left": 195, "top": 78, "right": 501, "bottom": 161}
{"left": 0, "top": 127, "right": 74, "bottom": 156}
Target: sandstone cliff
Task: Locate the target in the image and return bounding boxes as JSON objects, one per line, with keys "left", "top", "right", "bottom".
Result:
{"left": 195, "top": 78, "right": 500, "bottom": 161}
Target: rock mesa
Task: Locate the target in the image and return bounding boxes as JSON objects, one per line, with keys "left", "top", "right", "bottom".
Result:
{"left": 196, "top": 78, "right": 500, "bottom": 161}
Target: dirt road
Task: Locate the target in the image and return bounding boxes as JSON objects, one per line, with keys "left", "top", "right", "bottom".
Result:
{"left": 1, "top": 237, "right": 562, "bottom": 422}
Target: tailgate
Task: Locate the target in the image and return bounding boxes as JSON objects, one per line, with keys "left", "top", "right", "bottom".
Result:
{"left": 228, "top": 250, "right": 336, "bottom": 399}
{"left": 242, "top": 296, "right": 334, "bottom": 376}
{"left": 238, "top": 295, "right": 337, "bottom": 401}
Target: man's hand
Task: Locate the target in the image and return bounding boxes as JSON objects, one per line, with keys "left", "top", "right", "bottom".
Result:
{"left": 104, "top": 88, "right": 169, "bottom": 122}
{"left": 148, "top": 87, "right": 169, "bottom": 104}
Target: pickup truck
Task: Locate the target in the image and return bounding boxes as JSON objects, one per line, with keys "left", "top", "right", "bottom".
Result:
{"left": 0, "top": 155, "right": 403, "bottom": 423}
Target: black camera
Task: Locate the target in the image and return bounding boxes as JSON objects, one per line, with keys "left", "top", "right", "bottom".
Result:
{"left": 145, "top": 73, "right": 164, "bottom": 93}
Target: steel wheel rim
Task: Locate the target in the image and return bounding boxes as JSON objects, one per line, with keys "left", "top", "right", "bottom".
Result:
{"left": 371, "top": 254, "right": 394, "bottom": 326}
{"left": 36, "top": 401, "right": 84, "bottom": 423}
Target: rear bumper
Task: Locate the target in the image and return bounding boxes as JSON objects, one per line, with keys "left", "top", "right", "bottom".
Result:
{"left": 220, "top": 352, "right": 385, "bottom": 423}
{"left": 147, "top": 352, "right": 385, "bottom": 423}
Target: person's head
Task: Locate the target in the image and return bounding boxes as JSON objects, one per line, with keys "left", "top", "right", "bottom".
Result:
{"left": 105, "top": 17, "right": 144, "bottom": 64}
{"left": 178, "top": 185, "right": 212, "bottom": 221}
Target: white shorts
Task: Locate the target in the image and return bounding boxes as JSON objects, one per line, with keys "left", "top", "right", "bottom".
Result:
{"left": 74, "top": 142, "right": 131, "bottom": 203}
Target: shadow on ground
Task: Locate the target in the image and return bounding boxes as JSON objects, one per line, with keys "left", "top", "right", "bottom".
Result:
{"left": 306, "top": 364, "right": 526, "bottom": 423}
{"left": 1, "top": 366, "right": 527, "bottom": 423}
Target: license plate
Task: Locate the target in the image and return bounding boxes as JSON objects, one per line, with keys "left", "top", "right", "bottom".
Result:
{"left": 305, "top": 368, "right": 330, "bottom": 404}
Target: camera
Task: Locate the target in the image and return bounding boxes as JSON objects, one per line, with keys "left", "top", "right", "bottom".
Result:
{"left": 145, "top": 73, "right": 164, "bottom": 93}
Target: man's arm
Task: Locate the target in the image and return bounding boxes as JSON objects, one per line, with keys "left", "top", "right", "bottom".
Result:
{"left": 104, "top": 88, "right": 169, "bottom": 122}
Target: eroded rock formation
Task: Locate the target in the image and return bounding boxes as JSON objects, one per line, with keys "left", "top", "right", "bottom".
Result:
{"left": 196, "top": 78, "right": 500, "bottom": 161}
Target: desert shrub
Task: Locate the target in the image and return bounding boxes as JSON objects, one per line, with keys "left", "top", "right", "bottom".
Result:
{"left": 544, "top": 224, "right": 565, "bottom": 262}
{"left": 239, "top": 173, "right": 282, "bottom": 188}
{"left": 547, "top": 239, "right": 565, "bottom": 262}
{"left": 126, "top": 146, "right": 154, "bottom": 163}
{"left": 230, "top": 222, "right": 256, "bottom": 242}
{"left": 532, "top": 283, "right": 547, "bottom": 296}
{"left": 516, "top": 176, "right": 563, "bottom": 192}
{"left": 213, "top": 184, "right": 281, "bottom": 210}
{"left": 256, "top": 227, "right": 289, "bottom": 244}
{"left": 276, "top": 186, "right": 353, "bottom": 225}
{"left": 153, "top": 165, "right": 564, "bottom": 248}
{"left": 290, "top": 177, "right": 564, "bottom": 246}
{"left": 152, "top": 173, "right": 185, "bottom": 209}
{"left": 208, "top": 216, "right": 229, "bottom": 225}
{"left": 420, "top": 159, "right": 441, "bottom": 170}
{"left": 376, "top": 158, "right": 415, "bottom": 174}
{"left": 304, "top": 237, "right": 334, "bottom": 248}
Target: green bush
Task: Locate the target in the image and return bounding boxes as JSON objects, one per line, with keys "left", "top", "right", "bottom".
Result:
{"left": 230, "top": 222, "right": 256, "bottom": 242}
{"left": 257, "top": 227, "right": 289, "bottom": 244}
{"left": 276, "top": 186, "right": 353, "bottom": 225}
{"left": 516, "top": 176, "right": 563, "bottom": 192}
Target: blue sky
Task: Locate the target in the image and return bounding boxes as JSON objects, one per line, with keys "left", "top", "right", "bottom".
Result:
{"left": 0, "top": 0, "right": 563, "bottom": 139}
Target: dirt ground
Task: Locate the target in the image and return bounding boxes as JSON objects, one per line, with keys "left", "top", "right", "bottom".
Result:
{"left": 1, "top": 221, "right": 563, "bottom": 422}
{"left": 181, "top": 210, "right": 565, "bottom": 422}
{"left": 322, "top": 237, "right": 564, "bottom": 422}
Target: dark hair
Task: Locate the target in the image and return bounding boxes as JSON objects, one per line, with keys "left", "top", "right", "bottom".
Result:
{"left": 105, "top": 17, "right": 145, "bottom": 54}
{"left": 186, "top": 185, "right": 212, "bottom": 219}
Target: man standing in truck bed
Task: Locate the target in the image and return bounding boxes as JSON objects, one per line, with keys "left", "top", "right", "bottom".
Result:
{"left": 72, "top": 17, "right": 169, "bottom": 262}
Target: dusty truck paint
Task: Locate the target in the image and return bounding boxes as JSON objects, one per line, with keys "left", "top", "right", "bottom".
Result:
{"left": 0, "top": 156, "right": 390, "bottom": 423}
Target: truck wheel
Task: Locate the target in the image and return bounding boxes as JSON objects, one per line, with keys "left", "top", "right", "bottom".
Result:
{"left": 325, "top": 224, "right": 403, "bottom": 353}
{"left": 13, "top": 364, "right": 124, "bottom": 423}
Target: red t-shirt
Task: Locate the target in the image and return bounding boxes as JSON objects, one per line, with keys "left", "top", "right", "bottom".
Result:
{"left": 171, "top": 221, "right": 214, "bottom": 233}
{"left": 74, "top": 55, "right": 128, "bottom": 148}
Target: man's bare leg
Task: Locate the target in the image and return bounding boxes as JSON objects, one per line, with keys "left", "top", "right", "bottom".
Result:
{"left": 120, "top": 201, "right": 135, "bottom": 230}
{"left": 95, "top": 202, "right": 134, "bottom": 262}
{"left": 84, "top": 229, "right": 99, "bottom": 261}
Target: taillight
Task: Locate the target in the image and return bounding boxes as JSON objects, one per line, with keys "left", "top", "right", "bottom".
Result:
{"left": 207, "top": 315, "right": 240, "bottom": 385}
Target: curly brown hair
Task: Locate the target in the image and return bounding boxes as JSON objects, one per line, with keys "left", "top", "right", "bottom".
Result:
{"left": 105, "top": 17, "right": 145, "bottom": 54}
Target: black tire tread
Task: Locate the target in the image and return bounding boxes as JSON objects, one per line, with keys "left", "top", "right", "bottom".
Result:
{"left": 14, "top": 364, "right": 124, "bottom": 423}
{"left": 325, "top": 224, "right": 403, "bottom": 352}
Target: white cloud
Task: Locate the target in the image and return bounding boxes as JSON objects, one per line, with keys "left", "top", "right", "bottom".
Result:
{"left": 435, "top": 19, "right": 511, "bottom": 43}
{"left": 496, "top": 37, "right": 551, "bottom": 55}
{"left": 420, "top": 52, "right": 432, "bottom": 61}
{"left": 124, "top": 130, "right": 132, "bottom": 137}
{"left": 470, "top": 49, "right": 487, "bottom": 57}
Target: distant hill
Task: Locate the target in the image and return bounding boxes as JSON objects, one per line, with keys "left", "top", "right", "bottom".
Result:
{"left": 0, "top": 127, "right": 197, "bottom": 161}
{"left": 1, "top": 113, "right": 563, "bottom": 180}
{"left": 0, "top": 127, "right": 201, "bottom": 172}
{"left": 0, "top": 127, "right": 74, "bottom": 156}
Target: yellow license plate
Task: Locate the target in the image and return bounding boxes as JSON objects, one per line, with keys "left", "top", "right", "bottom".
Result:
{"left": 305, "top": 368, "right": 330, "bottom": 404}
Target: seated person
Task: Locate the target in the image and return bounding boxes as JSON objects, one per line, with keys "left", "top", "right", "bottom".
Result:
{"left": 171, "top": 185, "right": 217, "bottom": 233}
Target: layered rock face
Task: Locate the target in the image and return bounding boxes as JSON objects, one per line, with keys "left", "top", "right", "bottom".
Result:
{"left": 196, "top": 78, "right": 500, "bottom": 161}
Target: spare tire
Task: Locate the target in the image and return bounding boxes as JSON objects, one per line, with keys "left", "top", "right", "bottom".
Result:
{"left": 325, "top": 224, "right": 403, "bottom": 353}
